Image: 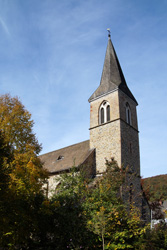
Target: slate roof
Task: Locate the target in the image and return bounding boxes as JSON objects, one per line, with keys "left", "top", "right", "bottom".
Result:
{"left": 88, "top": 35, "right": 137, "bottom": 104}
{"left": 40, "top": 140, "right": 94, "bottom": 174}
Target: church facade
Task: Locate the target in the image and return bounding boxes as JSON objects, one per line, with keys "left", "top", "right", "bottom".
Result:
{"left": 40, "top": 33, "right": 150, "bottom": 221}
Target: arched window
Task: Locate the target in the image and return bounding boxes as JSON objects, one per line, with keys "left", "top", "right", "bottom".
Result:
{"left": 101, "top": 107, "right": 104, "bottom": 124}
{"left": 99, "top": 101, "right": 110, "bottom": 124}
{"left": 126, "top": 103, "right": 132, "bottom": 125}
{"left": 107, "top": 105, "right": 110, "bottom": 122}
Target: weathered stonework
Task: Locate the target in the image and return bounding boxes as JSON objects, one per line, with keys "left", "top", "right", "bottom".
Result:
{"left": 90, "top": 120, "right": 121, "bottom": 173}
{"left": 121, "top": 121, "right": 140, "bottom": 174}
{"left": 119, "top": 90, "right": 138, "bottom": 130}
{"left": 89, "top": 88, "right": 140, "bottom": 175}
{"left": 47, "top": 175, "right": 60, "bottom": 197}
{"left": 119, "top": 90, "right": 140, "bottom": 175}
{"left": 90, "top": 91, "right": 120, "bottom": 173}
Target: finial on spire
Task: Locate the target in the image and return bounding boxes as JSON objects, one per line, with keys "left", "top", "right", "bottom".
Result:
{"left": 107, "top": 28, "right": 111, "bottom": 38}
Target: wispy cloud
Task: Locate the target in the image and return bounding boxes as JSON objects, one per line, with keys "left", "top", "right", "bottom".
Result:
{"left": 0, "top": 16, "right": 10, "bottom": 36}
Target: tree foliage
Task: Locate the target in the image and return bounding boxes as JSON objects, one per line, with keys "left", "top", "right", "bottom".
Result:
{"left": 0, "top": 94, "right": 41, "bottom": 154}
{"left": 33, "top": 160, "right": 144, "bottom": 250}
{"left": 0, "top": 94, "right": 48, "bottom": 249}
{"left": 142, "top": 174, "right": 167, "bottom": 220}
{"left": 142, "top": 174, "right": 167, "bottom": 202}
{"left": 0, "top": 94, "right": 47, "bottom": 195}
{"left": 83, "top": 160, "right": 145, "bottom": 250}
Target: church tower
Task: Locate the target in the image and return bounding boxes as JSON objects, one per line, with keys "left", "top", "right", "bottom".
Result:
{"left": 89, "top": 32, "right": 140, "bottom": 177}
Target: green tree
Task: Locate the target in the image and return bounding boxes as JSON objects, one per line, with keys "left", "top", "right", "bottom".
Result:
{"left": 49, "top": 167, "right": 95, "bottom": 249}
{"left": 0, "top": 94, "right": 48, "bottom": 249}
{"left": 0, "top": 94, "right": 47, "bottom": 196}
{"left": 84, "top": 159, "right": 124, "bottom": 249}
{"left": 142, "top": 175, "right": 167, "bottom": 202}
{"left": 0, "top": 94, "right": 41, "bottom": 154}
{"left": 84, "top": 159, "right": 145, "bottom": 250}
{"left": 137, "top": 222, "right": 167, "bottom": 250}
{"left": 49, "top": 160, "right": 146, "bottom": 250}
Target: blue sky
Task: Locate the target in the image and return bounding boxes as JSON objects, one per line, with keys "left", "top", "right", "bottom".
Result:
{"left": 0, "top": 0, "right": 166, "bottom": 178}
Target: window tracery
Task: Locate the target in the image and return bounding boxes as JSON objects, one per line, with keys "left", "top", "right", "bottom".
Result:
{"left": 99, "top": 101, "right": 110, "bottom": 124}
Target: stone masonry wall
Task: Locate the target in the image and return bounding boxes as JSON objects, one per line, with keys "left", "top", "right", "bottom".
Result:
{"left": 89, "top": 88, "right": 150, "bottom": 221}
{"left": 118, "top": 90, "right": 142, "bottom": 213}
{"left": 90, "top": 91, "right": 121, "bottom": 173}
{"left": 121, "top": 121, "right": 140, "bottom": 175}
{"left": 90, "top": 120, "right": 121, "bottom": 173}
{"left": 119, "top": 90, "right": 138, "bottom": 130}
{"left": 47, "top": 175, "right": 60, "bottom": 198}
{"left": 90, "top": 91, "right": 120, "bottom": 128}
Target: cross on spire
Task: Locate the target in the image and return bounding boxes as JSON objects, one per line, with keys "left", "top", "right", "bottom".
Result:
{"left": 107, "top": 28, "right": 111, "bottom": 38}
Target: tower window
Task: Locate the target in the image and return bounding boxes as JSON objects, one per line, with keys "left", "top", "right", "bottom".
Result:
{"left": 126, "top": 103, "right": 132, "bottom": 125}
{"left": 101, "top": 107, "right": 104, "bottom": 124}
{"left": 99, "top": 101, "right": 110, "bottom": 124}
{"left": 107, "top": 105, "right": 110, "bottom": 122}
{"left": 129, "top": 183, "right": 133, "bottom": 206}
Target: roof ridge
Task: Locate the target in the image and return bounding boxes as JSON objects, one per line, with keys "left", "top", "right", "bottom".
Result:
{"left": 40, "top": 139, "right": 90, "bottom": 156}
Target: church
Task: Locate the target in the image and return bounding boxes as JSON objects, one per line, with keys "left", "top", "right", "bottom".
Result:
{"left": 40, "top": 32, "right": 150, "bottom": 221}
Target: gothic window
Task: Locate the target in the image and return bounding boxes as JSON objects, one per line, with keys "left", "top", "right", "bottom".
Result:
{"left": 126, "top": 103, "right": 132, "bottom": 125}
{"left": 107, "top": 105, "right": 110, "bottom": 122}
{"left": 99, "top": 101, "right": 110, "bottom": 124}
{"left": 101, "top": 107, "right": 104, "bottom": 124}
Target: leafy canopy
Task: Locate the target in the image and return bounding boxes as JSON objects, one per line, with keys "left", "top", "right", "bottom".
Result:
{"left": 0, "top": 94, "right": 41, "bottom": 154}
{"left": 0, "top": 94, "right": 48, "bottom": 249}
{"left": 142, "top": 175, "right": 167, "bottom": 202}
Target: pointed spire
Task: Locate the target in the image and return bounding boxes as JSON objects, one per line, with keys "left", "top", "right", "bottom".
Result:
{"left": 89, "top": 32, "right": 137, "bottom": 104}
